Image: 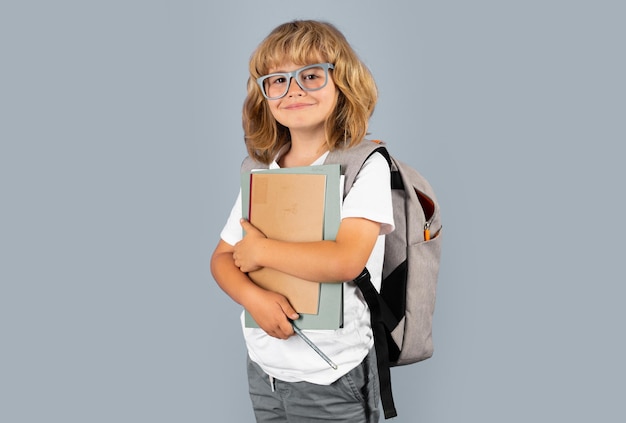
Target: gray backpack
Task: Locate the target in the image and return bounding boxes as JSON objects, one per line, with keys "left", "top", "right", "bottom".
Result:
{"left": 325, "top": 139, "right": 442, "bottom": 419}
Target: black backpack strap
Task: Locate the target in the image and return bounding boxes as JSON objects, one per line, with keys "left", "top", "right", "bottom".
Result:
{"left": 324, "top": 140, "right": 392, "bottom": 198}
{"left": 354, "top": 269, "right": 398, "bottom": 419}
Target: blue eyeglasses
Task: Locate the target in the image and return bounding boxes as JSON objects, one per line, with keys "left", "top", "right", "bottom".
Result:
{"left": 257, "top": 63, "right": 335, "bottom": 100}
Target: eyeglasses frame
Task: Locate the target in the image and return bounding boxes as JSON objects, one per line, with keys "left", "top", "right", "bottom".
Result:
{"left": 256, "top": 63, "right": 335, "bottom": 100}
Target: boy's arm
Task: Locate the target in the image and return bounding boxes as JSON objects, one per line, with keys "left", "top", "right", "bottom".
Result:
{"left": 210, "top": 239, "right": 299, "bottom": 339}
{"left": 233, "top": 217, "right": 381, "bottom": 283}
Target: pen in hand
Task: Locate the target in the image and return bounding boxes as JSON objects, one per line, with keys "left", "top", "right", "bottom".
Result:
{"left": 290, "top": 320, "right": 338, "bottom": 370}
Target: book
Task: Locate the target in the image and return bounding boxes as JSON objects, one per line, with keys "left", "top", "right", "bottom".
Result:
{"left": 241, "top": 164, "right": 343, "bottom": 330}
{"left": 248, "top": 172, "right": 326, "bottom": 314}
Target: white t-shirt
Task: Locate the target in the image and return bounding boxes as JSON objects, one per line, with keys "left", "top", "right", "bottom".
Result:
{"left": 220, "top": 150, "right": 394, "bottom": 384}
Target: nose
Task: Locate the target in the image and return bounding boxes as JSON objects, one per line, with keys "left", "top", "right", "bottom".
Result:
{"left": 286, "top": 76, "right": 304, "bottom": 97}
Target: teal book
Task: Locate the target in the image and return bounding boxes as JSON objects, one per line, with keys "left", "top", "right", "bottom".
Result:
{"left": 241, "top": 164, "right": 343, "bottom": 330}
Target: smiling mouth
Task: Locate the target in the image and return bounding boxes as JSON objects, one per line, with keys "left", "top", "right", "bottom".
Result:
{"left": 284, "top": 103, "right": 312, "bottom": 110}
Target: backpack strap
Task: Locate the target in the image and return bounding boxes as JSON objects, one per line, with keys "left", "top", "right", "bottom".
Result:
{"left": 241, "top": 156, "right": 268, "bottom": 173}
{"left": 326, "top": 140, "right": 399, "bottom": 419}
{"left": 324, "top": 139, "right": 392, "bottom": 198}
{"left": 243, "top": 139, "right": 391, "bottom": 189}
{"left": 354, "top": 269, "right": 399, "bottom": 419}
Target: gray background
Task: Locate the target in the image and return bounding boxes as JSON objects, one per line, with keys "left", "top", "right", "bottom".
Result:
{"left": 2, "top": 1, "right": 624, "bottom": 422}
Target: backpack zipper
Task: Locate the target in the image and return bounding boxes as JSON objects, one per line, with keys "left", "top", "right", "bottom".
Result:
{"left": 415, "top": 188, "right": 436, "bottom": 242}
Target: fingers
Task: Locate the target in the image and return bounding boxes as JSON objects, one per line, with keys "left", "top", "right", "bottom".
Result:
{"left": 248, "top": 294, "right": 300, "bottom": 340}
{"left": 269, "top": 299, "right": 298, "bottom": 339}
{"left": 257, "top": 312, "right": 294, "bottom": 340}
{"left": 232, "top": 255, "right": 261, "bottom": 273}
{"left": 280, "top": 301, "right": 300, "bottom": 322}
{"left": 266, "top": 319, "right": 295, "bottom": 340}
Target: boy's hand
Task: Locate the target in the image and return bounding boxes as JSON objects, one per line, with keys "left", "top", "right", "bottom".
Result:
{"left": 233, "top": 219, "right": 266, "bottom": 273}
{"left": 246, "top": 290, "right": 300, "bottom": 340}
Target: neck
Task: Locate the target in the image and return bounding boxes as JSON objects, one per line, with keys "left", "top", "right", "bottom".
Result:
{"left": 279, "top": 132, "right": 328, "bottom": 168}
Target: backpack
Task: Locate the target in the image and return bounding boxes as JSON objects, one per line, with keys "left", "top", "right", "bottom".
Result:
{"left": 325, "top": 139, "right": 442, "bottom": 419}
{"left": 241, "top": 139, "right": 442, "bottom": 419}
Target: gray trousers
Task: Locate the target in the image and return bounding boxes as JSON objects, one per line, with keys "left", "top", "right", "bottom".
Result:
{"left": 247, "top": 350, "right": 380, "bottom": 423}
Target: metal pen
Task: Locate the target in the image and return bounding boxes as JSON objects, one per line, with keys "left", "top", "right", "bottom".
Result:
{"left": 290, "top": 321, "right": 338, "bottom": 370}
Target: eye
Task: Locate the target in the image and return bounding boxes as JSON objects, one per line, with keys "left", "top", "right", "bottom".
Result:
{"left": 301, "top": 71, "right": 320, "bottom": 81}
{"left": 269, "top": 76, "right": 287, "bottom": 85}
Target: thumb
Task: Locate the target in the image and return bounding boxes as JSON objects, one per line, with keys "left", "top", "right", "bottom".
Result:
{"left": 240, "top": 219, "right": 266, "bottom": 238}
{"left": 279, "top": 299, "right": 300, "bottom": 321}
{"left": 240, "top": 218, "right": 257, "bottom": 233}
{"left": 239, "top": 218, "right": 252, "bottom": 235}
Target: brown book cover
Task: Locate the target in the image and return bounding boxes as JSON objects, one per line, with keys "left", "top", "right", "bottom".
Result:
{"left": 247, "top": 173, "right": 327, "bottom": 314}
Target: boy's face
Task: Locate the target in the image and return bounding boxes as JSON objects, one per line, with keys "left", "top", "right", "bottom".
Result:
{"left": 265, "top": 61, "right": 337, "bottom": 138}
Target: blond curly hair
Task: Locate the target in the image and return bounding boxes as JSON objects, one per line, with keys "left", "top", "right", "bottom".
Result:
{"left": 242, "top": 20, "right": 378, "bottom": 164}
